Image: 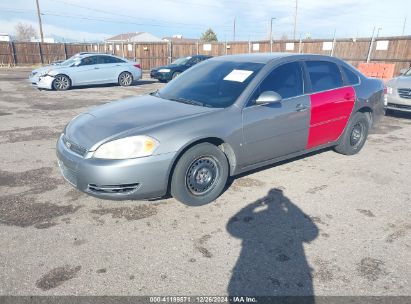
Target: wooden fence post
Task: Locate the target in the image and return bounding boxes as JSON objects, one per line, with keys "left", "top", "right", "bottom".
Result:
{"left": 64, "top": 43, "right": 68, "bottom": 59}
{"left": 10, "top": 41, "right": 16, "bottom": 66}
{"left": 168, "top": 41, "right": 172, "bottom": 64}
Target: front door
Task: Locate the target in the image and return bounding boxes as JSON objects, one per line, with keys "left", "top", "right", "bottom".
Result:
{"left": 242, "top": 61, "right": 310, "bottom": 166}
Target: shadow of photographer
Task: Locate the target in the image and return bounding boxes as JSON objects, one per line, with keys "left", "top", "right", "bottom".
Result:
{"left": 227, "top": 188, "right": 319, "bottom": 299}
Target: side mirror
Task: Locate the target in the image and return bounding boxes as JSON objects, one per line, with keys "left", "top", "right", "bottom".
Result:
{"left": 400, "top": 68, "right": 408, "bottom": 75}
{"left": 255, "top": 91, "right": 282, "bottom": 105}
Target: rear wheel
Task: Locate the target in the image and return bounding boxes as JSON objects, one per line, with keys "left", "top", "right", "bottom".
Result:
{"left": 52, "top": 74, "right": 71, "bottom": 91}
{"left": 171, "top": 143, "right": 229, "bottom": 206}
{"left": 334, "top": 112, "right": 370, "bottom": 155}
{"left": 118, "top": 71, "right": 133, "bottom": 86}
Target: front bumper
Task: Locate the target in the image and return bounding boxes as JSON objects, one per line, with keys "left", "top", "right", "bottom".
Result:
{"left": 56, "top": 135, "right": 175, "bottom": 200}
{"left": 37, "top": 75, "right": 54, "bottom": 90}
{"left": 386, "top": 94, "right": 411, "bottom": 112}
{"left": 150, "top": 70, "right": 171, "bottom": 81}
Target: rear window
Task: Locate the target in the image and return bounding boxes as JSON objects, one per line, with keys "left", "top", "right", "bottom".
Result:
{"left": 306, "top": 61, "right": 343, "bottom": 92}
{"left": 341, "top": 65, "right": 360, "bottom": 85}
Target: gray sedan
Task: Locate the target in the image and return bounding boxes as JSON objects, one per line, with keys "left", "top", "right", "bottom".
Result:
{"left": 31, "top": 53, "right": 142, "bottom": 90}
{"left": 385, "top": 67, "right": 411, "bottom": 112}
{"left": 57, "top": 53, "right": 384, "bottom": 206}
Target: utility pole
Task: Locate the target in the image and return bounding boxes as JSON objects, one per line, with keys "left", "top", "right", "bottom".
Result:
{"left": 402, "top": 16, "right": 407, "bottom": 36}
{"left": 233, "top": 17, "right": 236, "bottom": 42}
{"left": 35, "top": 0, "right": 44, "bottom": 42}
{"left": 270, "top": 17, "right": 276, "bottom": 52}
{"left": 366, "top": 26, "right": 375, "bottom": 63}
{"left": 293, "top": 0, "right": 298, "bottom": 40}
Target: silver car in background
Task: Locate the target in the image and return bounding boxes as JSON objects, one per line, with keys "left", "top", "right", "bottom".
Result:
{"left": 30, "top": 53, "right": 142, "bottom": 90}
{"left": 385, "top": 67, "right": 411, "bottom": 112}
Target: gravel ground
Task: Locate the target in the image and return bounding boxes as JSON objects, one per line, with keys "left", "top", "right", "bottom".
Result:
{"left": 0, "top": 68, "right": 410, "bottom": 296}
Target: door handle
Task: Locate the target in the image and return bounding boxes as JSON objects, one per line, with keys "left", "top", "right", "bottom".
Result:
{"left": 296, "top": 104, "right": 308, "bottom": 112}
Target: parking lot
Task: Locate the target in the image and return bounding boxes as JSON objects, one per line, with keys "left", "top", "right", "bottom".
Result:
{"left": 0, "top": 68, "right": 410, "bottom": 296}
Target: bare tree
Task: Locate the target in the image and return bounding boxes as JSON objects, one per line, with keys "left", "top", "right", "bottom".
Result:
{"left": 15, "top": 23, "right": 37, "bottom": 42}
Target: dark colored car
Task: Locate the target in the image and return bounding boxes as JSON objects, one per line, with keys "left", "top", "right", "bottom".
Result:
{"left": 57, "top": 53, "right": 384, "bottom": 206}
{"left": 150, "top": 55, "right": 212, "bottom": 82}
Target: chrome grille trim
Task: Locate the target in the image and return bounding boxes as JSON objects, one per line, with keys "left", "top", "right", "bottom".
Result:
{"left": 62, "top": 136, "right": 87, "bottom": 157}
{"left": 398, "top": 88, "right": 411, "bottom": 99}
{"left": 88, "top": 183, "right": 140, "bottom": 194}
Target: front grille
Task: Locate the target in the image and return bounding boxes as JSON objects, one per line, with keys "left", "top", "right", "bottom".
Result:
{"left": 58, "top": 161, "right": 77, "bottom": 186}
{"left": 88, "top": 183, "right": 140, "bottom": 194}
{"left": 62, "top": 136, "right": 87, "bottom": 157}
{"left": 397, "top": 88, "right": 411, "bottom": 99}
{"left": 387, "top": 103, "right": 411, "bottom": 110}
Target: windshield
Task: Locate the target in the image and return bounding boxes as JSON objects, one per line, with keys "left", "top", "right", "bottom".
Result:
{"left": 59, "top": 57, "right": 78, "bottom": 67}
{"left": 172, "top": 56, "right": 191, "bottom": 65}
{"left": 158, "top": 60, "right": 264, "bottom": 108}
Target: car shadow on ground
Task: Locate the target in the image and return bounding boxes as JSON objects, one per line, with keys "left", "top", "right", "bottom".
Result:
{"left": 226, "top": 188, "right": 318, "bottom": 299}
{"left": 226, "top": 147, "right": 331, "bottom": 189}
{"left": 385, "top": 109, "right": 411, "bottom": 120}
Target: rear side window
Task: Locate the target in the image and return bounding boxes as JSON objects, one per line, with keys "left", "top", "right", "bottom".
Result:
{"left": 99, "top": 56, "right": 125, "bottom": 64}
{"left": 256, "top": 61, "right": 304, "bottom": 100}
{"left": 306, "top": 61, "right": 343, "bottom": 92}
{"left": 341, "top": 65, "right": 360, "bottom": 85}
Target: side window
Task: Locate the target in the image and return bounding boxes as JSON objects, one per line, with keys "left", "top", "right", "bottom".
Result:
{"left": 306, "top": 61, "right": 343, "bottom": 92}
{"left": 188, "top": 57, "right": 200, "bottom": 65}
{"left": 80, "top": 56, "right": 97, "bottom": 66}
{"left": 341, "top": 65, "right": 360, "bottom": 85}
{"left": 252, "top": 61, "right": 304, "bottom": 102}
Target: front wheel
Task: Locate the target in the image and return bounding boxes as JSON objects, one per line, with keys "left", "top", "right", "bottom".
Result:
{"left": 118, "top": 71, "right": 133, "bottom": 87}
{"left": 52, "top": 74, "right": 71, "bottom": 91}
{"left": 171, "top": 143, "right": 229, "bottom": 206}
{"left": 334, "top": 112, "right": 370, "bottom": 155}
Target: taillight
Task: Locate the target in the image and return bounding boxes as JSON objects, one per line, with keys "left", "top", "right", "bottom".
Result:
{"left": 383, "top": 86, "right": 388, "bottom": 106}
{"left": 134, "top": 64, "right": 141, "bottom": 69}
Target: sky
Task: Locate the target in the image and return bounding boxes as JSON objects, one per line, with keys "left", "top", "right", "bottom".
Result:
{"left": 0, "top": 0, "right": 410, "bottom": 42}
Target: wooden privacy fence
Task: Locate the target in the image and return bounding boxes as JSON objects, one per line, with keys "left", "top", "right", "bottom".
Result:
{"left": 1, "top": 36, "right": 410, "bottom": 75}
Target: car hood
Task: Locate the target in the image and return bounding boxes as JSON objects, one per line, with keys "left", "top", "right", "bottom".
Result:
{"left": 31, "top": 66, "right": 52, "bottom": 75}
{"left": 64, "top": 95, "right": 217, "bottom": 151}
{"left": 387, "top": 76, "right": 411, "bottom": 88}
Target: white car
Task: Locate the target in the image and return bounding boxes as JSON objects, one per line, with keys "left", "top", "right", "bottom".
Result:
{"left": 385, "top": 67, "right": 411, "bottom": 113}
{"left": 30, "top": 53, "right": 142, "bottom": 91}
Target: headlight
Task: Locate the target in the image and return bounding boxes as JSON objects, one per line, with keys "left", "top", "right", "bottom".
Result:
{"left": 93, "top": 135, "right": 159, "bottom": 159}
{"left": 387, "top": 86, "right": 393, "bottom": 94}
{"left": 158, "top": 68, "right": 171, "bottom": 73}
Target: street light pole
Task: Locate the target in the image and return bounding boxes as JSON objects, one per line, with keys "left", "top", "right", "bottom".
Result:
{"left": 270, "top": 17, "right": 276, "bottom": 52}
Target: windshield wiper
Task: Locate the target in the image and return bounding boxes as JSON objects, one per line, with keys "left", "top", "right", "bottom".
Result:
{"left": 167, "top": 97, "right": 205, "bottom": 107}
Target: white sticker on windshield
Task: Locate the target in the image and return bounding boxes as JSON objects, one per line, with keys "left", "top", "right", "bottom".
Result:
{"left": 223, "top": 69, "right": 253, "bottom": 83}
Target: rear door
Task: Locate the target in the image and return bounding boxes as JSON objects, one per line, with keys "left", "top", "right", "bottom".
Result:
{"left": 304, "top": 60, "right": 355, "bottom": 149}
{"left": 96, "top": 55, "right": 120, "bottom": 83}
{"left": 242, "top": 61, "right": 310, "bottom": 165}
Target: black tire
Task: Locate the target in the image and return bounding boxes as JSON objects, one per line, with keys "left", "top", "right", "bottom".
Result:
{"left": 171, "top": 143, "right": 229, "bottom": 206}
{"left": 334, "top": 112, "right": 370, "bottom": 155}
{"left": 118, "top": 71, "right": 133, "bottom": 86}
{"left": 52, "top": 74, "right": 71, "bottom": 91}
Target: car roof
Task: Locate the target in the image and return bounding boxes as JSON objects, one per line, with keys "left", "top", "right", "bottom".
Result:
{"left": 213, "top": 53, "right": 341, "bottom": 64}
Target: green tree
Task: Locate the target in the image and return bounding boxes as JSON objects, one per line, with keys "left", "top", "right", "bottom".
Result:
{"left": 201, "top": 28, "right": 218, "bottom": 42}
